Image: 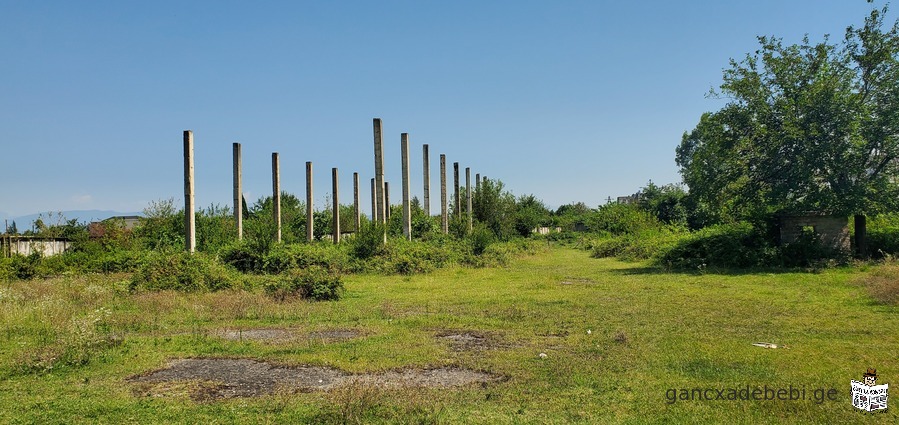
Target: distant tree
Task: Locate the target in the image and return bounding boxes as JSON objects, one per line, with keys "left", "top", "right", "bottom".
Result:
{"left": 514, "top": 194, "right": 551, "bottom": 237}
{"left": 637, "top": 181, "right": 687, "bottom": 226}
{"left": 676, "top": 5, "right": 899, "bottom": 255}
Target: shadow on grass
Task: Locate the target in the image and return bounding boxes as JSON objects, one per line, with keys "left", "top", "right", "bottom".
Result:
{"left": 606, "top": 264, "right": 831, "bottom": 277}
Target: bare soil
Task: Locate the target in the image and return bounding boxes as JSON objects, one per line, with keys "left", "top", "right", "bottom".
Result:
{"left": 215, "top": 328, "right": 361, "bottom": 343}
{"left": 435, "top": 330, "right": 500, "bottom": 351}
{"left": 129, "top": 358, "right": 500, "bottom": 400}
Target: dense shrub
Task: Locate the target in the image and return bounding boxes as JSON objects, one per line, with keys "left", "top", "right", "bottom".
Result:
{"left": 130, "top": 251, "right": 241, "bottom": 292}
{"left": 659, "top": 222, "right": 771, "bottom": 269}
{"left": 351, "top": 221, "right": 387, "bottom": 260}
{"left": 867, "top": 214, "right": 899, "bottom": 257}
{"left": 264, "top": 265, "right": 343, "bottom": 301}
{"left": 468, "top": 224, "right": 494, "bottom": 256}
{"left": 591, "top": 227, "right": 684, "bottom": 261}
{"left": 586, "top": 203, "right": 662, "bottom": 235}
{"left": 262, "top": 243, "right": 349, "bottom": 274}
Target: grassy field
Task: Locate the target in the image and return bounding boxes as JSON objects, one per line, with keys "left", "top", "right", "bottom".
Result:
{"left": 0, "top": 246, "right": 896, "bottom": 424}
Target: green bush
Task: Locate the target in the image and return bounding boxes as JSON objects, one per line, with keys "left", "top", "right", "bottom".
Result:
{"left": 265, "top": 265, "right": 343, "bottom": 301}
{"left": 867, "top": 214, "right": 899, "bottom": 257}
{"left": 130, "top": 251, "right": 241, "bottom": 292}
{"left": 659, "top": 222, "right": 772, "bottom": 269}
{"left": 586, "top": 203, "right": 662, "bottom": 235}
{"left": 468, "top": 224, "right": 494, "bottom": 256}
{"left": 351, "top": 221, "right": 387, "bottom": 260}
{"left": 263, "top": 243, "right": 349, "bottom": 274}
{"left": 591, "top": 227, "right": 684, "bottom": 261}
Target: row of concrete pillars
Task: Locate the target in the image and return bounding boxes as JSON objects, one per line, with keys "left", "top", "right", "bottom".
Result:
{"left": 182, "top": 119, "right": 486, "bottom": 252}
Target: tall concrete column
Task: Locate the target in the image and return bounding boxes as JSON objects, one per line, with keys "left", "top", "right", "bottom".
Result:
{"left": 401, "top": 133, "right": 412, "bottom": 241}
{"left": 422, "top": 144, "right": 430, "bottom": 216}
{"left": 370, "top": 178, "right": 376, "bottom": 221}
{"left": 272, "top": 153, "right": 281, "bottom": 243}
{"left": 373, "top": 118, "right": 385, "bottom": 225}
{"left": 332, "top": 168, "right": 340, "bottom": 244}
{"left": 440, "top": 154, "right": 448, "bottom": 233}
{"left": 353, "top": 172, "right": 361, "bottom": 232}
{"left": 475, "top": 173, "right": 481, "bottom": 213}
{"left": 453, "top": 162, "right": 460, "bottom": 219}
{"left": 466, "top": 167, "right": 472, "bottom": 231}
{"left": 183, "top": 130, "right": 195, "bottom": 253}
{"left": 384, "top": 182, "right": 390, "bottom": 221}
{"left": 232, "top": 142, "right": 242, "bottom": 240}
{"left": 306, "top": 161, "right": 314, "bottom": 242}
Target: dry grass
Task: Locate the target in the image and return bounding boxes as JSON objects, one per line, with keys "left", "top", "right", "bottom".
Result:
{"left": 856, "top": 262, "right": 899, "bottom": 305}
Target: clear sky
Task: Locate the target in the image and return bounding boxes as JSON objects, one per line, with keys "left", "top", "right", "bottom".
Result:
{"left": 1, "top": 0, "right": 894, "bottom": 220}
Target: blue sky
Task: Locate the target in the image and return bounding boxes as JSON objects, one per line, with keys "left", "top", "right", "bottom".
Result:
{"left": 1, "top": 1, "right": 893, "bottom": 220}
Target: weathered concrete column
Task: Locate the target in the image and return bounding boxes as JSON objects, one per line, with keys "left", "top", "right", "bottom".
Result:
{"left": 422, "top": 144, "right": 430, "bottom": 216}
{"left": 373, "top": 118, "right": 385, "bottom": 225}
{"left": 272, "top": 152, "right": 281, "bottom": 243}
{"left": 332, "top": 167, "right": 340, "bottom": 244}
{"left": 384, "top": 182, "right": 391, "bottom": 221}
{"left": 370, "top": 178, "right": 376, "bottom": 221}
{"left": 232, "top": 142, "right": 242, "bottom": 240}
{"left": 401, "top": 133, "right": 412, "bottom": 241}
{"left": 453, "top": 162, "right": 461, "bottom": 219}
{"left": 440, "top": 154, "right": 448, "bottom": 233}
{"left": 475, "top": 173, "right": 481, "bottom": 213}
{"left": 183, "top": 130, "right": 195, "bottom": 253}
{"left": 306, "top": 161, "right": 314, "bottom": 242}
{"left": 466, "top": 167, "right": 472, "bottom": 231}
{"left": 354, "top": 172, "right": 361, "bottom": 232}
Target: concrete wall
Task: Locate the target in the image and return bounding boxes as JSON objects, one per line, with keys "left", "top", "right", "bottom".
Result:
{"left": 533, "top": 227, "right": 562, "bottom": 235}
{"left": 2, "top": 237, "right": 71, "bottom": 257}
{"left": 779, "top": 215, "right": 850, "bottom": 252}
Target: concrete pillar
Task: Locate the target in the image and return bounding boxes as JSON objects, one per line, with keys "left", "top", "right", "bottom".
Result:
{"left": 373, "top": 118, "right": 385, "bottom": 225}
{"left": 183, "top": 130, "right": 195, "bottom": 253}
{"left": 401, "top": 133, "right": 412, "bottom": 241}
{"left": 466, "top": 167, "right": 472, "bottom": 231}
{"left": 453, "top": 162, "right": 460, "bottom": 219}
{"left": 232, "top": 142, "right": 242, "bottom": 240}
{"left": 475, "top": 173, "right": 481, "bottom": 214}
{"left": 384, "top": 182, "right": 391, "bottom": 221}
{"left": 332, "top": 167, "right": 340, "bottom": 244}
{"left": 272, "top": 152, "right": 281, "bottom": 243}
{"left": 353, "top": 172, "right": 361, "bottom": 232}
{"left": 370, "top": 178, "right": 376, "bottom": 221}
{"left": 422, "top": 144, "right": 430, "bottom": 216}
{"left": 306, "top": 161, "right": 314, "bottom": 242}
{"left": 440, "top": 154, "right": 448, "bottom": 233}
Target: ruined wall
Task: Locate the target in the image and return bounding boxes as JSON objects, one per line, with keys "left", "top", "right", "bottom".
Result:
{"left": 779, "top": 215, "right": 850, "bottom": 252}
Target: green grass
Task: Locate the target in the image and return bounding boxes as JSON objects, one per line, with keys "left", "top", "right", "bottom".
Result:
{"left": 0, "top": 247, "right": 896, "bottom": 423}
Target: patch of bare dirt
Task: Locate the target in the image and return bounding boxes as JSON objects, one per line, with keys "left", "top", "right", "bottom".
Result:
{"left": 215, "top": 328, "right": 361, "bottom": 343}
{"left": 129, "top": 358, "right": 500, "bottom": 399}
{"left": 435, "top": 330, "right": 500, "bottom": 351}
{"left": 560, "top": 277, "right": 596, "bottom": 285}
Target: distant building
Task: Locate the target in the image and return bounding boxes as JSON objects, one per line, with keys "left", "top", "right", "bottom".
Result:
{"left": 88, "top": 215, "right": 141, "bottom": 238}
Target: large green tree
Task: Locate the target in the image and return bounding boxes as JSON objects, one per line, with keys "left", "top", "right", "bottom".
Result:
{"left": 676, "top": 5, "right": 899, "bottom": 255}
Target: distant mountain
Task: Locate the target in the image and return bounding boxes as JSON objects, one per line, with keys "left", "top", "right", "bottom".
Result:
{"left": 7, "top": 210, "right": 143, "bottom": 228}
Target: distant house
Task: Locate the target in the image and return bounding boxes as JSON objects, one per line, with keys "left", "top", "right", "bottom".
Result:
{"left": 88, "top": 215, "right": 141, "bottom": 238}
{"left": 616, "top": 193, "right": 642, "bottom": 205}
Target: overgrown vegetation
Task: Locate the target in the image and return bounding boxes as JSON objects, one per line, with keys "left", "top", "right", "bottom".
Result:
{"left": 0, "top": 182, "right": 546, "bottom": 297}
